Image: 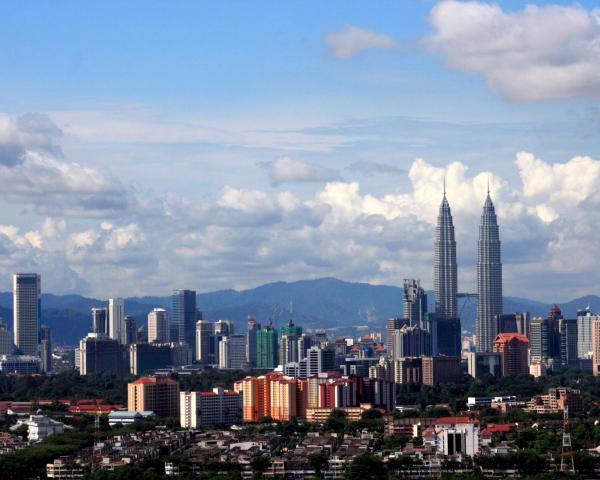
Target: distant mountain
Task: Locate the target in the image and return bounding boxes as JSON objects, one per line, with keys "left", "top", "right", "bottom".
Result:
{"left": 0, "top": 277, "right": 598, "bottom": 346}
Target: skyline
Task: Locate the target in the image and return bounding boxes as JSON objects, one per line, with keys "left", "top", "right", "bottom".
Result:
{"left": 0, "top": 1, "right": 599, "bottom": 300}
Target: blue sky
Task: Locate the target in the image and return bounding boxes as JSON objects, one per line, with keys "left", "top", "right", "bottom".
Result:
{"left": 0, "top": 1, "right": 599, "bottom": 301}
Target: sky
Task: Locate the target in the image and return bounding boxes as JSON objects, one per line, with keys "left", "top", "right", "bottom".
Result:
{"left": 0, "top": 0, "right": 599, "bottom": 301}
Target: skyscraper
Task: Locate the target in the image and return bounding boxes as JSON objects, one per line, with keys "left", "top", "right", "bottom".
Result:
{"left": 403, "top": 278, "right": 427, "bottom": 327}
{"left": 434, "top": 191, "right": 457, "bottom": 320}
{"left": 172, "top": 289, "right": 197, "bottom": 358}
{"left": 148, "top": 308, "right": 169, "bottom": 343}
{"left": 476, "top": 191, "right": 503, "bottom": 352}
{"left": 196, "top": 320, "right": 214, "bottom": 364}
{"left": 256, "top": 325, "right": 278, "bottom": 369}
{"left": 0, "top": 320, "right": 10, "bottom": 356}
{"left": 108, "top": 298, "right": 124, "bottom": 343}
{"left": 246, "top": 317, "right": 261, "bottom": 366}
{"left": 122, "top": 315, "right": 137, "bottom": 345}
{"left": 39, "top": 324, "right": 52, "bottom": 372}
{"left": 91, "top": 307, "right": 108, "bottom": 335}
{"left": 13, "top": 273, "right": 41, "bottom": 356}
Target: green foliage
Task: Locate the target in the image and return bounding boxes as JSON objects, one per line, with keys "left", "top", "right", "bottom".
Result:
{"left": 345, "top": 453, "right": 387, "bottom": 480}
{"left": 323, "top": 409, "right": 348, "bottom": 434}
{"left": 308, "top": 451, "right": 329, "bottom": 475}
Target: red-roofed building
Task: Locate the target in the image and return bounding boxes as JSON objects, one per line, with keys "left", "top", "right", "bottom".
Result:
{"left": 493, "top": 333, "right": 529, "bottom": 375}
{"left": 127, "top": 376, "right": 180, "bottom": 417}
{"left": 425, "top": 416, "right": 480, "bottom": 457}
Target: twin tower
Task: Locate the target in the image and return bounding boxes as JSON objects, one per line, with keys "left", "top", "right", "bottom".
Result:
{"left": 434, "top": 186, "right": 502, "bottom": 353}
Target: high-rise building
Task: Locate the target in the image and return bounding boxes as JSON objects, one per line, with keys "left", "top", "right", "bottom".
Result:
{"left": 129, "top": 343, "right": 172, "bottom": 375}
{"left": 422, "top": 356, "right": 462, "bottom": 385}
{"left": 79, "top": 333, "right": 126, "bottom": 376}
{"left": 403, "top": 279, "right": 427, "bottom": 327}
{"left": 559, "top": 318, "right": 578, "bottom": 368}
{"left": 592, "top": 319, "right": 600, "bottom": 376}
{"left": 228, "top": 334, "right": 247, "bottom": 369}
{"left": 530, "top": 317, "right": 553, "bottom": 367}
{"left": 148, "top": 308, "right": 169, "bottom": 343}
{"left": 13, "top": 273, "right": 41, "bottom": 356}
{"left": 215, "top": 319, "right": 234, "bottom": 336}
{"left": 577, "top": 308, "right": 599, "bottom": 360}
{"left": 428, "top": 314, "right": 461, "bottom": 357}
{"left": 0, "top": 320, "right": 10, "bottom": 356}
{"left": 297, "top": 333, "right": 312, "bottom": 361}
{"left": 256, "top": 325, "right": 278, "bottom": 369}
{"left": 91, "top": 308, "right": 108, "bottom": 335}
{"left": 172, "top": 289, "right": 197, "bottom": 358}
{"left": 434, "top": 190, "right": 458, "bottom": 320}
{"left": 476, "top": 192, "right": 503, "bottom": 352}
{"left": 306, "top": 346, "right": 336, "bottom": 377}
{"left": 196, "top": 320, "right": 214, "bottom": 365}
{"left": 246, "top": 317, "right": 261, "bottom": 366}
{"left": 392, "top": 357, "right": 423, "bottom": 384}
{"left": 386, "top": 317, "right": 409, "bottom": 355}
{"left": 496, "top": 314, "right": 518, "bottom": 334}
{"left": 218, "top": 336, "right": 230, "bottom": 369}
{"left": 515, "top": 312, "right": 530, "bottom": 338}
{"left": 108, "top": 298, "right": 124, "bottom": 343}
{"left": 39, "top": 324, "right": 52, "bottom": 373}
{"left": 180, "top": 388, "right": 242, "bottom": 428}
{"left": 391, "top": 325, "right": 431, "bottom": 359}
{"left": 123, "top": 315, "right": 136, "bottom": 345}
{"left": 127, "top": 376, "right": 180, "bottom": 417}
{"left": 492, "top": 333, "right": 529, "bottom": 375}
{"left": 466, "top": 352, "right": 503, "bottom": 378}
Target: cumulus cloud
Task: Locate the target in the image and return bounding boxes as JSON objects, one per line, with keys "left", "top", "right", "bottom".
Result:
{"left": 261, "top": 156, "right": 341, "bottom": 185}
{"left": 324, "top": 25, "right": 400, "bottom": 59}
{"left": 0, "top": 114, "right": 130, "bottom": 216}
{"left": 428, "top": 1, "right": 600, "bottom": 100}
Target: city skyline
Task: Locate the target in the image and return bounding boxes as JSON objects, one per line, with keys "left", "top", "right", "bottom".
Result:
{"left": 0, "top": 1, "right": 599, "bottom": 301}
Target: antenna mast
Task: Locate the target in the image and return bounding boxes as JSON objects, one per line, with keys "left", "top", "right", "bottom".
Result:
{"left": 560, "top": 406, "right": 575, "bottom": 474}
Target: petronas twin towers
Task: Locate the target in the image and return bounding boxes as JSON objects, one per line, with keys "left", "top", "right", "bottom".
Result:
{"left": 433, "top": 185, "right": 502, "bottom": 353}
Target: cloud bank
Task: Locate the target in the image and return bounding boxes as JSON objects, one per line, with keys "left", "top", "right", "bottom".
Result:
{"left": 324, "top": 25, "right": 400, "bottom": 59}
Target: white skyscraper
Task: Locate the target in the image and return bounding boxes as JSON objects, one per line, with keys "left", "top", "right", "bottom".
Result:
{"left": 108, "top": 298, "right": 124, "bottom": 343}
{"left": 577, "top": 307, "right": 599, "bottom": 360}
{"left": 434, "top": 191, "right": 458, "bottom": 319}
{"left": 148, "top": 308, "right": 169, "bottom": 343}
{"left": 13, "top": 273, "right": 41, "bottom": 357}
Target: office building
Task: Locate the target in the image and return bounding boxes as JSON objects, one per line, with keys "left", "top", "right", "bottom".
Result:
{"left": 215, "top": 319, "right": 234, "bottom": 336}
{"left": 297, "top": 333, "right": 312, "bottom": 360}
{"left": 306, "top": 346, "right": 336, "bottom": 377}
{"left": 218, "top": 336, "right": 230, "bottom": 369}
{"left": 434, "top": 189, "right": 458, "bottom": 319}
{"left": 428, "top": 314, "right": 461, "bottom": 357}
{"left": 559, "top": 318, "right": 578, "bottom": 368}
{"left": 279, "top": 320, "right": 302, "bottom": 365}
{"left": 91, "top": 308, "right": 108, "bottom": 335}
{"left": 577, "top": 307, "right": 599, "bottom": 360}
{"left": 476, "top": 192, "right": 503, "bottom": 353}
{"left": 123, "top": 315, "right": 136, "bottom": 345}
{"left": 13, "top": 273, "right": 41, "bottom": 356}
{"left": 127, "top": 376, "right": 180, "bottom": 417}
{"left": 130, "top": 343, "right": 172, "bottom": 375}
{"left": 422, "top": 356, "right": 462, "bottom": 386}
{"left": 39, "top": 324, "right": 52, "bottom": 373}
{"left": 391, "top": 325, "right": 431, "bottom": 359}
{"left": 386, "top": 317, "right": 408, "bottom": 355}
{"left": 0, "top": 355, "right": 40, "bottom": 374}
{"left": 403, "top": 279, "right": 427, "bottom": 327}
{"left": 79, "top": 333, "right": 125, "bottom": 376}
{"left": 246, "top": 317, "right": 261, "bottom": 366}
{"left": 172, "top": 289, "right": 197, "bottom": 358}
{"left": 429, "top": 417, "right": 480, "bottom": 457}
{"left": 228, "top": 334, "right": 247, "bottom": 369}
{"left": 592, "top": 319, "right": 600, "bottom": 376}
{"left": 466, "top": 352, "right": 502, "bottom": 378}
{"left": 108, "top": 298, "right": 124, "bottom": 343}
{"left": 256, "top": 325, "right": 278, "bottom": 369}
{"left": 496, "top": 314, "right": 517, "bottom": 334}
{"left": 515, "top": 312, "right": 530, "bottom": 338}
{"left": 393, "top": 357, "right": 423, "bottom": 384}
{"left": 196, "top": 320, "right": 214, "bottom": 365}
{"left": 147, "top": 308, "right": 169, "bottom": 343}
{"left": 180, "top": 388, "right": 242, "bottom": 428}
{"left": 492, "top": 333, "right": 529, "bottom": 375}
{"left": 0, "top": 320, "right": 10, "bottom": 356}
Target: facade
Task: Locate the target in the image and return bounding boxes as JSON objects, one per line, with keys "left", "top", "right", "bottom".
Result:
{"left": 492, "top": 333, "right": 529, "bottom": 375}
{"left": 306, "top": 346, "right": 336, "bottom": 377}
{"left": 0, "top": 355, "right": 40, "bottom": 374}
{"left": 430, "top": 417, "right": 480, "bottom": 457}
{"left": 39, "top": 324, "right": 52, "bottom": 373}
{"left": 466, "top": 352, "right": 502, "bottom": 378}
{"left": 13, "top": 273, "right": 41, "bottom": 356}
{"left": 530, "top": 316, "right": 554, "bottom": 367}
{"left": 79, "top": 333, "right": 124, "bottom": 376}
{"left": 476, "top": 193, "right": 503, "bottom": 353}
{"left": 196, "top": 320, "right": 214, "bottom": 365}
{"left": 403, "top": 278, "right": 427, "bottom": 327}
{"left": 122, "top": 315, "right": 136, "bottom": 345}
{"left": 391, "top": 325, "right": 431, "bottom": 359}
{"left": 172, "top": 289, "right": 197, "bottom": 359}
{"left": 434, "top": 191, "right": 458, "bottom": 320}
{"left": 385, "top": 317, "right": 408, "bottom": 355}
{"left": 393, "top": 357, "right": 423, "bottom": 384}
{"left": 215, "top": 319, "right": 234, "bottom": 336}
{"left": 592, "top": 319, "right": 600, "bottom": 376}
{"left": 127, "top": 376, "right": 180, "bottom": 417}
{"left": 25, "top": 414, "right": 65, "bottom": 442}
{"left": 246, "top": 317, "right": 261, "bottom": 366}
{"left": 0, "top": 320, "right": 10, "bottom": 356}
{"left": 558, "top": 318, "right": 578, "bottom": 368}
{"left": 108, "top": 298, "right": 124, "bottom": 343}
{"left": 130, "top": 343, "right": 172, "bottom": 375}
{"left": 148, "top": 308, "right": 169, "bottom": 343}
{"left": 428, "top": 314, "right": 462, "bottom": 357}
{"left": 422, "top": 356, "right": 462, "bottom": 386}
{"left": 91, "top": 307, "right": 108, "bottom": 335}
{"left": 279, "top": 321, "right": 302, "bottom": 365}
{"left": 256, "top": 325, "right": 278, "bottom": 369}
{"left": 180, "top": 388, "right": 242, "bottom": 428}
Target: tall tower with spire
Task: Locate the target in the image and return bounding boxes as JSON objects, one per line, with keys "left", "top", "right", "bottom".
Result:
{"left": 434, "top": 184, "right": 458, "bottom": 320}
{"left": 476, "top": 187, "right": 503, "bottom": 352}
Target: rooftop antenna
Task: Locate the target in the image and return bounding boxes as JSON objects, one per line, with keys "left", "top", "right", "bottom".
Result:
{"left": 443, "top": 175, "right": 446, "bottom": 196}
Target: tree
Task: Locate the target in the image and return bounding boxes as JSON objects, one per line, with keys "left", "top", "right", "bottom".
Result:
{"left": 323, "top": 409, "right": 347, "bottom": 434}
{"left": 345, "top": 454, "right": 387, "bottom": 480}
{"left": 308, "top": 451, "right": 329, "bottom": 476}
{"left": 250, "top": 455, "right": 271, "bottom": 476}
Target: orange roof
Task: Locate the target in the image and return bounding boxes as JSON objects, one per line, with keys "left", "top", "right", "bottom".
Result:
{"left": 131, "top": 376, "right": 178, "bottom": 385}
{"left": 436, "top": 416, "right": 479, "bottom": 424}
{"left": 494, "top": 333, "right": 529, "bottom": 344}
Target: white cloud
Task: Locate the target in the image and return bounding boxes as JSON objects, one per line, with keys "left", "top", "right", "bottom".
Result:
{"left": 428, "top": 1, "right": 600, "bottom": 100}
{"left": 324, "top": 25, "right": 400, "bottom": 59}
{"left": 262, "top": 156, "right": 341, "bottom": 184}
